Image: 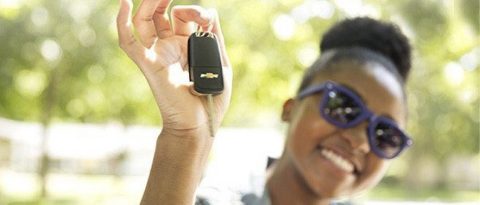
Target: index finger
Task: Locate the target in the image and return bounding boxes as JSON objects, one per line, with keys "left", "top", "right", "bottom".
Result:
{"left": 117, "top": 0, "right": 146, "bottom": 61}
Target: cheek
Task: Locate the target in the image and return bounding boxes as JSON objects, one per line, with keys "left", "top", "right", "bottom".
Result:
{"left": 284, "top": 105, "right": 339, "bottom": 170}
{"left": 354, "top": 155, "right": 390, "bottom": 192}
{"left": 286, "top": 106, "right": 326, "bottom": 157}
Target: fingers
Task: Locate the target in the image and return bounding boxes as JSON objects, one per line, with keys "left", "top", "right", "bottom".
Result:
{"left": 119, "top": 0, "right": 230, "bottom": 68}
{"left": 133, "top": 0, "right": 172, "bottom": 47}
{"left": 171, "top": 5, "right": 213, "bottom": 36}
{"left": 117, "top": 0, "right": 146, "bottom": 60}
{"left": 171, "top": 6, "right": 230, "bottom": 67}
{"left": 153, "top": 5, "right": 173, "bottom": 38}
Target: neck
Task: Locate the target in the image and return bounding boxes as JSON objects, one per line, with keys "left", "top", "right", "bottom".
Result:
{"left": 266, "top": 154, "right": 331, "bottom": 205}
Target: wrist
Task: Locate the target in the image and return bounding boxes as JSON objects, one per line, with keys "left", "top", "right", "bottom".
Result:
{"left": 160, "top": 125, "right": 212, "bottom": 140}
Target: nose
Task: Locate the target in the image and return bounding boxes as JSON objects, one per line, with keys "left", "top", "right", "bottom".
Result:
{"left": 341, "top": 122, "right": 370, "bottom": 155}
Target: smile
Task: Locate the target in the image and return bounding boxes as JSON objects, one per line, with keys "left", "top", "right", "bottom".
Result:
{"left": 320, "top": 148, "right": 354, "bottom": 173}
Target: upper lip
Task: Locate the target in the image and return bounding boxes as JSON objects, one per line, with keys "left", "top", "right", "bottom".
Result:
{"left": 320, "top": 145, "right": 362, "bottom": 174}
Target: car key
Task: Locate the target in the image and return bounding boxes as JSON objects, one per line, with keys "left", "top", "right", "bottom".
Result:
{"left": 188, "top": 29, "right": 224, "bottom": 137}
{"left": 188, "top": 31, "right": 224, "bottom": 95}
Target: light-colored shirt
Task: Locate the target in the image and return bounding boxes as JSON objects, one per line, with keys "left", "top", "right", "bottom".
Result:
{"left": 195, "top": 184, "right": 271, "bottom": 205}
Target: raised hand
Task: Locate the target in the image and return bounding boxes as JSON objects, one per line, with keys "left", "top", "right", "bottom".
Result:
{"left": 117, "top": 0, "right": 232, "bottom": 135}
{"left": 117, "top": 1, "right": 232, "bottom": 203}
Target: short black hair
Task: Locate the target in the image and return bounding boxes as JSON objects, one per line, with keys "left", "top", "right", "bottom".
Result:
{"left": 298, "top": 17, "right": 412, "bottom": 93}
{"left": 321, "top": 17, "right": 411, "bottom": 80}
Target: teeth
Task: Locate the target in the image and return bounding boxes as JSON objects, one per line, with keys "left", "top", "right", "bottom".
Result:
{"left": 320, "top": 148, "right": 354, "bottom": 173}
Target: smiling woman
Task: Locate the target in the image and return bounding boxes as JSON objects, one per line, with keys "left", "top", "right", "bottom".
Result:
{"left": 116, "top": 0, "right": 412, "bottom": 204}
{"left": 265, "top": 18, "right": 412, "bottom": 204}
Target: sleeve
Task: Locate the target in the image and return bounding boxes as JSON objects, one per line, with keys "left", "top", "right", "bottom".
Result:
{"left": 195, "top": 185, "right": 244, "bottom": 205}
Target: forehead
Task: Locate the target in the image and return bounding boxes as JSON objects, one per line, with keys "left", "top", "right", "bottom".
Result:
{"left": 310, "top": 61, "right": 406, "bottom": 126}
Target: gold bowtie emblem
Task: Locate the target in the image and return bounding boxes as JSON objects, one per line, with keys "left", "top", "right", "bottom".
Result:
{"left": 200, "top": 73, "right": 219, "bottom": 79}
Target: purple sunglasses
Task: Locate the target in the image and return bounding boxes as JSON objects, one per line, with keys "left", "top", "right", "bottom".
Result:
{"left": 298, "top": 81, "right": 413, "bottom": 159}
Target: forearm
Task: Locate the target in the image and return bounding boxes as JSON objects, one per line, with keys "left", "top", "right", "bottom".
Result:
{"left": 140, "top": 127, "right": 214, "bottom": 205}
{"left": 117, "top": 0, "right": 231, "bottom": 203}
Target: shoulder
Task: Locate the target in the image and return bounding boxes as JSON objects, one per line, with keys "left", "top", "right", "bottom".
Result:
{"left": 195, "top": 186, "right": 244, "bottom": 205}
{"left": 193, "top": 129, "right": 282, "bottom": 205}
{"left": 194, "top": 174, "right": 268, "bottom": 205}
{"left": 195, "top": 189, "right": 270, "bottom": 205}
{"left": 195, "top": 169, "right": 269, "bottom": 205}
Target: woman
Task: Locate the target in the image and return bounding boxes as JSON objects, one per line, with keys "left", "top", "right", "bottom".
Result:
{"left": 116, "top": 0, "right": 413, "bottom": 204}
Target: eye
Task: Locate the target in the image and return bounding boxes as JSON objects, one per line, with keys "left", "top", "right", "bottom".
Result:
{"left": 323, "top": 90, "right": 363, "bottom": 124}
{"left": 372, "top": 122, "right": 405, "bottom": 157}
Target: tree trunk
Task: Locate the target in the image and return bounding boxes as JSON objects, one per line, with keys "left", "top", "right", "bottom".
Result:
{"left": 39, "top": 68, "right": 58, "bottom": 202}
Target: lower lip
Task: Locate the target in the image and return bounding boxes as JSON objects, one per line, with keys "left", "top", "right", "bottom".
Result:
{"left": 314, "top": 147, "right": 355, "bottom": 178}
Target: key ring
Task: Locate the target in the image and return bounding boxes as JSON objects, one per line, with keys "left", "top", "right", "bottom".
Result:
{"left": 195, "top": 10, "right": 214, "bottom": 38}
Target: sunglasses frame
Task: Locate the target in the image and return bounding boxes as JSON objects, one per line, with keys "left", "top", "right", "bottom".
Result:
{"left": 298, "top": 81, "right": 413, "bottom": 159}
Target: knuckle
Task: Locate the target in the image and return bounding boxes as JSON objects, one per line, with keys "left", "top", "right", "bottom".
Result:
{"left": 133, "top": 15, "right": 153, "bottom": 25}
{"left": 132, "top": 16, "right": 141, "bottom": 25}
{"left": 155, "top": 5, "right": 168, "bottom": 14}
{"left": 119, "top": 38, "right": 136, "bottom": 50}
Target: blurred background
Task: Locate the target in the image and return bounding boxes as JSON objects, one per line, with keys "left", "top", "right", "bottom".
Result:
{"left": 0, "top": 0, "right": 478, "bottom": 204}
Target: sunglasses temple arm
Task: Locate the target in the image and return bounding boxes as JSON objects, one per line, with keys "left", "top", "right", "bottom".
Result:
{"left": 297, "top": 84, "right": 328, "bottom": 99}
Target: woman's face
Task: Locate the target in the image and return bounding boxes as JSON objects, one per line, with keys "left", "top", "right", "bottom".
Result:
{"left": 282, "top": 60, "right": 406, "bottom": 198}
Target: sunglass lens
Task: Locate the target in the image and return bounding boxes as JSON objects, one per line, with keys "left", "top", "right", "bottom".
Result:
{"left": 323, "top": 90, "right": 363, "bottom": 125}
{"left": 371, "top": 122, "right": 404, "bottom": 158}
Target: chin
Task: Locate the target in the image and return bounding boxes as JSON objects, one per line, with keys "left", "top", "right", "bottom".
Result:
{"left": 294, "top": 143, "right": 390, "bottom": 200}
{"left": 292, "top": 158, "right": 354, "bottom": 200}
{"left": 305, "top": 169, "right": 355, "bottom": 199}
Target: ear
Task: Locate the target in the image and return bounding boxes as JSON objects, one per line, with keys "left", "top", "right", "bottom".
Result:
{"left": 281, "top": 98, "right": 295, "bottom": 122}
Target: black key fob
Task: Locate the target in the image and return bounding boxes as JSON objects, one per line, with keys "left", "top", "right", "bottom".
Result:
{"left": 188, "top": 32, "right": 224, "bottom": 95}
